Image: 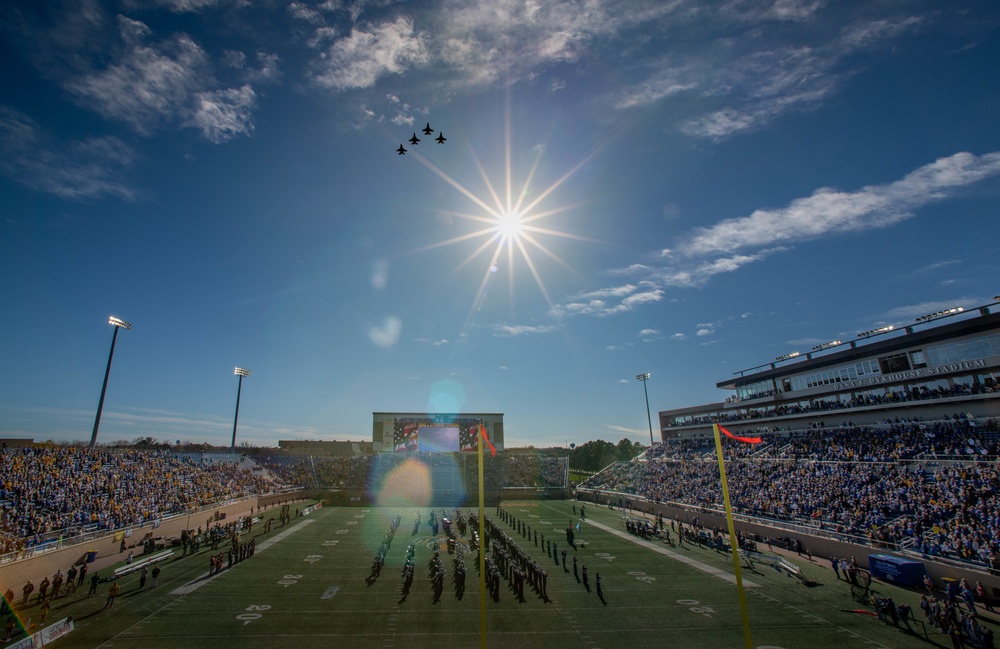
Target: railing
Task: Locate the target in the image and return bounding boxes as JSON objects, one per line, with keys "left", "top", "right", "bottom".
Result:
{"left": 575, "top": 486, "right": 902, "bottom": 551}
{"left": 0, "top": 493, "right": 261, "bottom": 566}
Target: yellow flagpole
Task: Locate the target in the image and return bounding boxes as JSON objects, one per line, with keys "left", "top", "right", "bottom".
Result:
{"left": 478, "top": 425, "right": 488, "bottom": 649}
{"left": 713, "top": 423, "right": 754, "bottom": 649}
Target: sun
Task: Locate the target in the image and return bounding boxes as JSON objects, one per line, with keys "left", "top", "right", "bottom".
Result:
{"left": 408, "top": 141, "right": 599, "bottom": 311}
{"left": 402, "top": 95, "right": 611, "bottom": 314}
{"left": 496, "top": 208, "right": 525, "bottom": 242}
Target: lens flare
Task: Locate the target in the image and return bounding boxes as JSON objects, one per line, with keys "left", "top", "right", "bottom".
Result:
{"left": 394, "top": 89, "right": 615, "bottom": 320}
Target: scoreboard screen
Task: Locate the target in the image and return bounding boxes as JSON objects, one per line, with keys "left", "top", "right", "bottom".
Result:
{"left": 391, "top": 417, "right": 486, "bottom": 453}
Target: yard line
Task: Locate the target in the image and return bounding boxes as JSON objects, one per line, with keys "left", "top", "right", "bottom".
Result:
{"left": 169, "top": 519, "right": 316, "bottom": 596}
{"left": 573, "top": 516, "right": 761, "bottom": 588}
{"left": 255, "top": 518, "right": 316, "bottom": 551}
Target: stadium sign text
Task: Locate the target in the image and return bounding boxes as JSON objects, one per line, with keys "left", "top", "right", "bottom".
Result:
{"left": 832, "top": 360, "right": 985, "bottom": 390}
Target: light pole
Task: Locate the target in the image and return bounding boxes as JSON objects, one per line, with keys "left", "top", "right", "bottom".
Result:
{"left": 636, "top": 373, "right": 654, "bottom": 446}
{"left": 91, "top": 316, "right": 131, "bottom": 448}
{"left": 231, "top": 367, "right": 251, "bottom": 453}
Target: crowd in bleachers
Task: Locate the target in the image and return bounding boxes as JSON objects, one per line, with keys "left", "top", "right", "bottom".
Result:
{"left": 0, "top": 447, "right": 273, "bottom": 555}
{"left": 254, "top": 455, "right": 320, "bottom": 488}
{"left": 581, "top": 416, "right": 1000, "bottom": 570}
{"left": 498, "top": 454, "right": 568, "bottom": 489}
{"left": 670, "top": 381, "right": 996, "bottom": 427}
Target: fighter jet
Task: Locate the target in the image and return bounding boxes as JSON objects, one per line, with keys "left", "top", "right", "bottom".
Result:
{"left": 409, "top": 133, "right": 420, "bottom": 145}
{"left": 435, "top": 133, "right": 446, "bottom": 144}
{"left": 422, "top": 123, "right": 434, "bottom": 135}
{"left": 397, "top": 144, "right": 407, "bottom": 155}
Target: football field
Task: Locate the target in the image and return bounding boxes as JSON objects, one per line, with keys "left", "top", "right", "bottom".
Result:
{"left": 25, "top": 500, "right": 951, "bottom": 649}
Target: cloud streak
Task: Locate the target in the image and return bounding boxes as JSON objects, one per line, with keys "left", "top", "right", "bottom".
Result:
{"left": 679, "top": 152, "right": 1000, "bottom": 257}
{"left": 0, "top": 106, "right": 138, "bottom": 201}
{"left": 310, "top": 16, "right": 429, "bottom": 90}
{"left": 551, "top": 151, "right": 1000, "bottom": 318}
{"left": 493, "top": 324, "right": 557, "bottom": 337}
{"left": 50, "top": 15, "right": 263, "bottom": 142}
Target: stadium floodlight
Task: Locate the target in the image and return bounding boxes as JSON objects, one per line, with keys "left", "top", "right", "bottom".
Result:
{"left": 90, "top": 315, "right": 132, "bottom": 448}
{"left": 914, "top": 306, "right": 964, "bottom": 323}
{"left": 636, "top": 373, "right": 654, "bottom": 446}
{"left": 231, "top": 367, "right": 251, "bottom": 453}
{"left": 775, "top": 351, "right": 801, "bottom": 362}
{"left": 857, "top": 325, "right": 894, "bottom": 339}
{"left": 811, "top": 340, "right": 842, "bottom": 352}
{"left": 108, "top": 316, "right": 132, "bottom": 330}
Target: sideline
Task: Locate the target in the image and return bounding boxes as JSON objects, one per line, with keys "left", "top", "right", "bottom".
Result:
{"left": 580, "top": 516, "right": 761, "bottom": 588}
{"left": 169, "top": 518, "right": 316, "bottom": 595}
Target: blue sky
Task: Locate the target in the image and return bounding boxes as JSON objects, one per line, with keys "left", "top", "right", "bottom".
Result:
{"left": 2, "top": 0, "right": 999, "bottom": 448}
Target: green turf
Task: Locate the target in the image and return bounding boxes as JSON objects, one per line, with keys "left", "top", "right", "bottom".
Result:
{"left": 11, "top": 500, "right": 963, "bottom": 649}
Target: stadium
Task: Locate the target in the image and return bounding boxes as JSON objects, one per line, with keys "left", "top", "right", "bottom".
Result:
{"left": 1, "top": 302, "right": 999, "bottom": 648}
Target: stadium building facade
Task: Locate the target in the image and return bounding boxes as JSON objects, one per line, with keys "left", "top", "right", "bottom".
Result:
{"left": 659, "top": 300, "right": 1000, "bottom": 438}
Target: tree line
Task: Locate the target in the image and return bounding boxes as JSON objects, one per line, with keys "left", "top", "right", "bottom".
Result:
{"left": 569, "top": 438, "right": 645, "bottom": 472}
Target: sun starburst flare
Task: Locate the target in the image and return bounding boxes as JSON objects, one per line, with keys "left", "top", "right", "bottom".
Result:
{"left": 405, "top": 126, "right": 605, "bottom": 320}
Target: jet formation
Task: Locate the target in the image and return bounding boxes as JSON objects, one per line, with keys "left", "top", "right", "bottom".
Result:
{"left": 397, "top": 122, "right": 446, "bottom": 155}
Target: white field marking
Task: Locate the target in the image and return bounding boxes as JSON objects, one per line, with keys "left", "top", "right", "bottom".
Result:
{"left": 253, "top": 518, "right": 315, "bottom": 551}
{"left": 169, "top": 519, "right": 316, "bottom": 596}
{"left": 95, "top": 593, "right": 185, "bottom": 649}
{"left": 581, "top": 517, "right": 761, "bottom": 588}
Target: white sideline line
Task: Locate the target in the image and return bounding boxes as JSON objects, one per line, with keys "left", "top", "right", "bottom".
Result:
{"left": 584, "top": 518, "right": 760, "bottom": 588}
{"left": 169, "top": 519, "right": 315, "bottom": 595}
{"left": 255, "top": 518, "right": 315, "bottom": 552}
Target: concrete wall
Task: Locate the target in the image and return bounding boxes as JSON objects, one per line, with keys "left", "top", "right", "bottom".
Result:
{"left": 0, "top": 494, "right": 309, "bottom": 595}
{"left": 577, "top": 491, "right": 1000, "bottom": 595}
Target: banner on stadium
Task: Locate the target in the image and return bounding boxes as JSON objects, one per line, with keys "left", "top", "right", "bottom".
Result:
{"left": 8, "top": 617, "right": 74, "bottom": 649}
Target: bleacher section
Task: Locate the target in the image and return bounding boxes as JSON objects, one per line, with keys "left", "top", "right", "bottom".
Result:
{"left": 579, "top": 415, "right": 1000, "bottom": 571}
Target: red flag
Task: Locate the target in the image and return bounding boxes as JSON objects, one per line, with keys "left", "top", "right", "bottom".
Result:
{"left": 719, "top": 425, "right": 761, "bottom": 444}
{"left": 479, "top": 423, "right": 497, "bottom": 457}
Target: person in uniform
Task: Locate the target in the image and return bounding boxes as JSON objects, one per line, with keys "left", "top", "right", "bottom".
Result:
{"left": 105, "top": 581, "right": 121, "bottom": 608}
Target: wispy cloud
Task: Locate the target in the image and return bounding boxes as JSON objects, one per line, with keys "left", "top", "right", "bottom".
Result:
{"left": 300, "top": 0, "right": 680, "bottom": 100}
{"left": 0, "top": 106, "right": 138, "bottom": 200}
{"left": 722, "top": 0, "right": 827, "bottom": 23}
{"left": 552, "top": 284, "right": 664, "bottom": 317}
{"left": 436, "top": 0, "right": 680, "bottom": 89}
{"left": 879, "top": 297, "right": 983, "bottom": 322}
{"left": 603, "top": 424, "right": 650, "bottom": 440}
{"left": 49, "top": 16, "right": 261, "bottom": 142}
{"left": 309, "top": 16, "right": 429, "bottom": 90}
{"left": 679, "top": 152, "right": 1000, "bottom": 257}
{"left": 66, "top": 23, "right": 208, "bottom": 134}
{"left": 493, "top": 324, "right": 557, "bottom": 337}
{"left": 369, "top": 316, "right": 402, "bottom": 348}
{"left": 188, "top": 85, "right": 257, "bottom": 142}
{"left": 552, "top": 151, "right": 1000, "bottom": 320}
{"left": 140, "top": 0, "right": 229, "bottom": 13}
{"left": 617, "top": 9, "right": 923, "bottom": 140}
